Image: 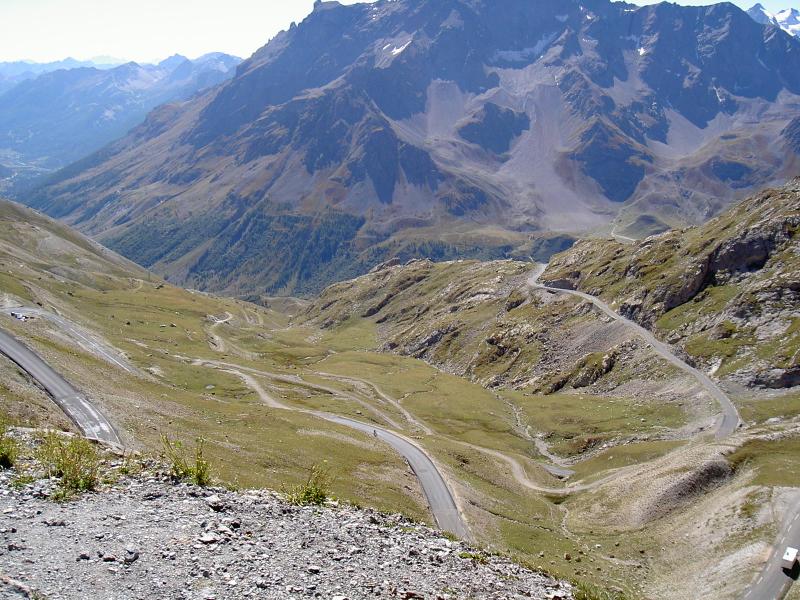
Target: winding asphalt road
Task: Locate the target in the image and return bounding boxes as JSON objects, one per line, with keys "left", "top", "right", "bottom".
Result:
{"left": 1, "top": 307, "right": 135, "bottom": 374}
{"left": 0, "top": 315, "right": 468, "bottom": 538}
{"left": 1, "top": 262, "right": 776, "bottom": 584}
{"left": 323, "top": 415, "right": 469, "bottom": 539}
{"left": 742, "top": 503, "right": 800, "bottom": 600}
{"left": 0, "top": 326, "right": 121, "bottom": 446}
{"left": 527, "top": 264, "right": 741, "bottom": 439}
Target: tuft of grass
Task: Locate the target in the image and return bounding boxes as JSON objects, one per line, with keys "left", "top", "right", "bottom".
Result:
{"left": 740, "top": 490, "right": 763, "bottom": 519}
{"left": 102, "top": 452, "right": 145, "bottom": 485}
{"left": 459, "top": 551, "right": 488, "bottom": 564}
{"left": 36, "top": 431, "right": 100, "bottom": 499}
{"left": 573, "top": 580, "right": 630, "bottom": 600}
{"left": 0, "top": 419, "right": 18, "bottom": 469}
{"left": 160, "top": 435, "right": 212, "bottom": 486}
{"left": 222, "top": 476, "right": 241, "bottom": 492}
{"left": 441, "top": 530, "right": 460, "bottom": 542}
{"left": 11, "top": 474, "right": 35, "bottom": 489}
{"left": 191, "top": 441, "right": 212, "bottom": 486}
{"left": 284, "top": 463, "right": 334, "bottom": 506}
{"left": 117, "top": 452, "right": 143, "bottom": 477}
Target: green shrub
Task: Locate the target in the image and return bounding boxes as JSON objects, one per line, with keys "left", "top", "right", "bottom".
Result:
{"left": 161, "top": 435, "right": 212, "bottom": 486}
{"left": 191, "top": 439, "right": 212, "bottom": 486}
{"left": 117, "top": 451, "right": 143, "bottom": 477}
{"left": 161, "top": 434, "right": 189, "bottom": 480}
{"left": 285, "top": 463, "right": 333, "bottom": 506}
{"left": 10, "top": 474, "right": 35, "bottom": 489}
{"left": 458, "top": 551, "right": 488, "bottom": 564}
{"left": 0, "top": 420, "right": 18, "bottom": 469}
{"left": 36, "top": 432, "right": 100, "bottom": 498}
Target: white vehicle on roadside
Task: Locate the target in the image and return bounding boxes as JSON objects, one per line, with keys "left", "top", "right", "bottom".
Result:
{"left": 10, "top": 311, "right": 27, "bottom": 322}
{"left": 783, "top": 547, "right": 798, "bottom": 571}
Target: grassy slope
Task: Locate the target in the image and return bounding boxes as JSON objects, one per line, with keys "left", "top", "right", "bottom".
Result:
{"left": 308, "top": 260, "right": 683, "bottom": 391}
{"left": 1, "top": 198, "right": 644, "bottom": 591}
{"left": 0, "top": 198, "right": 428, "bottom": 519}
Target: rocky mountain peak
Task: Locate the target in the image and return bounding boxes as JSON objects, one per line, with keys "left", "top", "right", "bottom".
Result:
{"left": 747, "top": 3, "right": 800, "bottom": 36}
{"left": 157, "top": 54, "right": 190, "bottom": 70}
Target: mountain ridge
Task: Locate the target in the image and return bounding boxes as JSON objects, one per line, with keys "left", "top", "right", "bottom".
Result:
{"left": 24, "top": 0, "right": 800, "bottom": 297}
{"left": 0, "top": 57, "right": 123, "bottom": 96}
{"left": 303, "top": 180, "right": 799, "bottom": 394}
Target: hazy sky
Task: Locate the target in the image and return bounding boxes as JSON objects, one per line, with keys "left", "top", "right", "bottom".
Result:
{"left": 0, "top": 0, "right": 794, "bottom": 64}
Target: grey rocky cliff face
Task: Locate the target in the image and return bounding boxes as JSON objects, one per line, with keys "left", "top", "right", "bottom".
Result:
{"left": 457, "top": 103, "right": 530, "bottom": 155}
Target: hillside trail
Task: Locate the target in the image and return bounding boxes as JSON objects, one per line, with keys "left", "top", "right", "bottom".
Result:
{"left": 195, "top": 281, "right": 749, "bottom": 543}
{"left": 497, "top": 392, "right": 576, "bottom": 477}
{"left": 205, "top": 312, "right": 262, "bottom": 361}
{"left": 315, "top": 372, "right": 434, "bottom": 435}
{"left": 220, "top": 368, "right": 287, "bottom": 410}
{"left": 450, "top": 437, "right": 651, "bottom": 496}
{"left": 195, "top": 341, "right": 643, "bottom": 501}
{"left": 195, "top": 356, "right": 408, "bottom": 432}
{"left": 208, "top": 353, "right": 605, "bottom": 495}
{"left": 610, "top": 224, "right": 637, "bottom": 243}
{"left": 206, "top": 313, "right": 232, "bottom": 353}
{"left": 201, "top": 324, "right": 593, "bottom": 487}
{"left": 200, "top": 318, "right": 432, "bottom": 434}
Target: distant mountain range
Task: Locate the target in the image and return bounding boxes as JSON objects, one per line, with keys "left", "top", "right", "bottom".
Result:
{"left": 747, "top": 4, "right": 800, "bottom": 36}
{"left": 0, "top": 57, "right": 123, "bottom": 95}
{"left": 0, "top": 53, "right": 240, "bottom": 173}
{"left": 23, "top": 0, "right": 800, "bottom": 298}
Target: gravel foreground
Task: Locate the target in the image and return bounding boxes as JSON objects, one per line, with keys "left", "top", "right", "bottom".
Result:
{"left": 0, "top": 456, "right": 572, "bottom": 599}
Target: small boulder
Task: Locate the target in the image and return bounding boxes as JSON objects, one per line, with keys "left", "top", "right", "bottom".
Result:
{"left": 206, "top": 494, "right": 225, "bottom": 512}
{"left": 124, "top": 546, "right": 139, "bottom": 564}
{"left": 199, "top": 533, "right": 220, "bottom": 544}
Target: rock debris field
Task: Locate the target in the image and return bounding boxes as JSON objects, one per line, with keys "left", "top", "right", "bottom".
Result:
{"left": 0, "top": 457, "right": 571, "bottom": 599}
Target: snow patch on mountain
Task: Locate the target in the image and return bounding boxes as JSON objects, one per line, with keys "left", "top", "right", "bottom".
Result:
{"left": 391, "top": 40, "right": 412, "bottom": 56}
